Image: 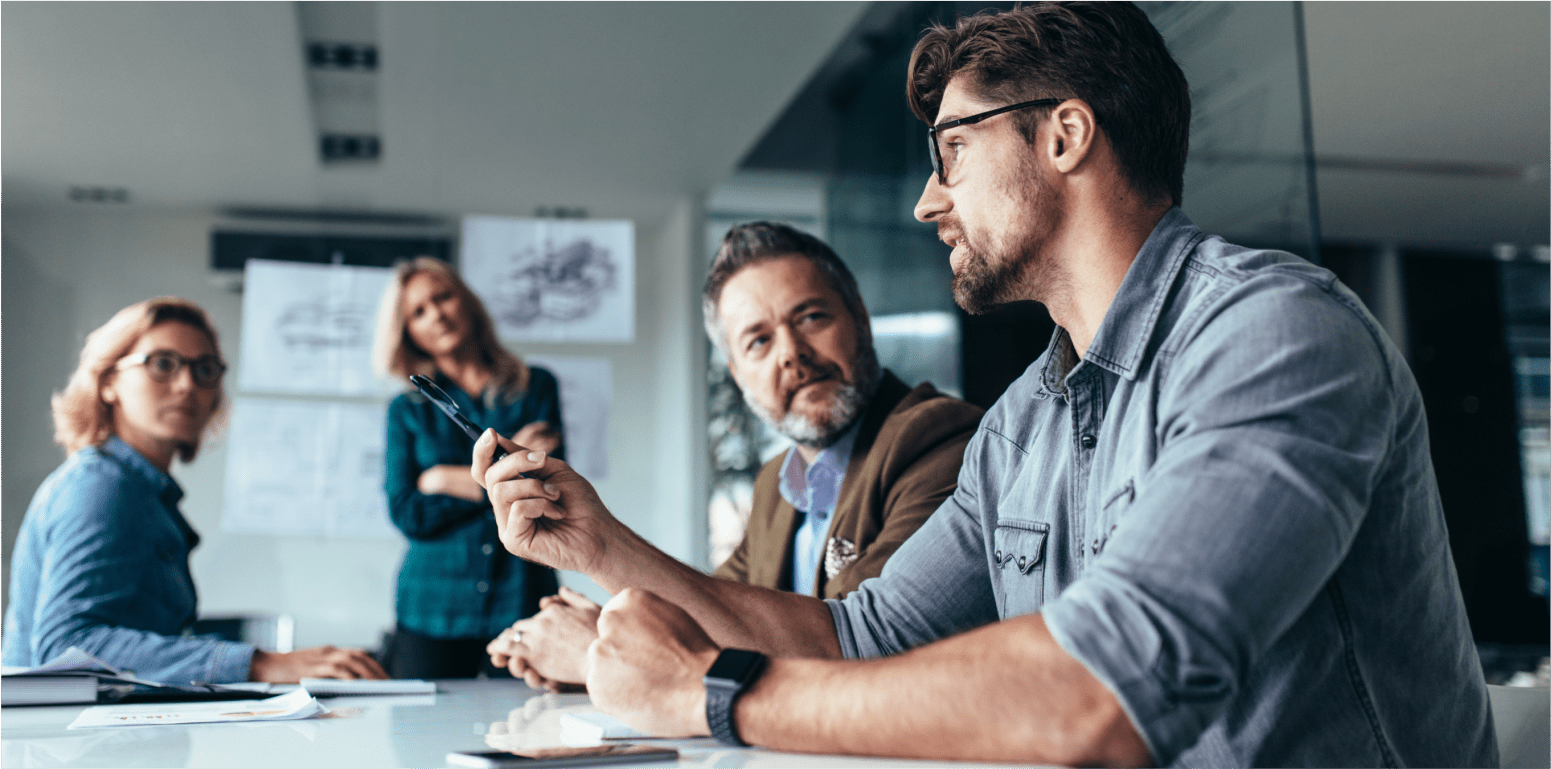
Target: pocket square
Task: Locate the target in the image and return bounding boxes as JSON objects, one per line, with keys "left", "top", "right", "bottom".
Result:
{"left": 824, "top": 536, "right": 859, "bottom": 580}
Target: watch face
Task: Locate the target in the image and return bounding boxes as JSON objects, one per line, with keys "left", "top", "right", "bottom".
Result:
{"left": 705, "top": 649, "right": 764, "bottom": 683}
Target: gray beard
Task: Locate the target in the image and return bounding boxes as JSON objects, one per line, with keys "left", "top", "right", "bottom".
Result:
{"left": 744, "top": 347, "right": 880, "bottom": 449}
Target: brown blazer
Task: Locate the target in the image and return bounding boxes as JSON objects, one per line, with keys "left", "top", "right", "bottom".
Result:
{"left": 714, "top": 370, "right": 984, "bottom": 598}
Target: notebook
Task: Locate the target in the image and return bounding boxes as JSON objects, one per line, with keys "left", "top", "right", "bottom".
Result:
{"left": 298, "top": 678, "right": 435, "bottom": 696}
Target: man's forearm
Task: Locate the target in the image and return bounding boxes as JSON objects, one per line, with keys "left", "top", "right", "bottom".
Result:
{"left": 733, "top": 614, "right": 1152, "bottom": 767}
{"left": 593, "top": 527, "right": 841, "bottom": 659}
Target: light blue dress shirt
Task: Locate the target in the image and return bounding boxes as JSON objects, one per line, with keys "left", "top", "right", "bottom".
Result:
{"left": 3, "top": 436, "right": 254, "bottom": 683}
{"left": 777, "top": 421, "right": 861, "bottom": 596}
{"left": 828, "top": 209, "right": 1495, "bottom": 767}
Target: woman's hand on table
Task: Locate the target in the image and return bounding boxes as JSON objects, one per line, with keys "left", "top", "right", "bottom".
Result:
{"left": 417, "top": 464, "right": 485, "bottom": 502}
{"left": 488, "top": 586, "right": 601, "bottom": 692}
{"left": 249, "top": 646, "right": 388, "bottom": 683}
{"left": 586, "top": 588, "right": 718, "bottom": 738}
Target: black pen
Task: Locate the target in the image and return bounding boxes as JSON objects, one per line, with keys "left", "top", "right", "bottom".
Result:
{"left": 408, "top": 374, "right": 512, "bottom": 464}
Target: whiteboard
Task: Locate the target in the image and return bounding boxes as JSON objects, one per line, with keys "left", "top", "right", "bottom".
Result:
{"left": 238, "top": 260, "right": 396, "bottom": 396}
{"left": 526, "top": 356, "right": 610, "bottom": 481}
{"left": 460, "top": 217, "right": 634, "bottom": 343}
{"left": 221, "top": 398, "right": 397, "bottom": 538}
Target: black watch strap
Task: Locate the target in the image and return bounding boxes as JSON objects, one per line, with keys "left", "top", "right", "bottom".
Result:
{"left": 705, "top": 682, "right": 747, "bottom": 746}
{"left": 704, "top": 648, "right": 768, "bottom": 747}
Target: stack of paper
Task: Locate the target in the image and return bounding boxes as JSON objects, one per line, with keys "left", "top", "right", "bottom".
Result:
{"left": 68, "top": 689, "right": 327, "bottom": 729}
{"left": 2, "top": 647, "right": 126, "bottom": 706}
{"left": 2, "top": 676, "right": 101, "bottom": 706}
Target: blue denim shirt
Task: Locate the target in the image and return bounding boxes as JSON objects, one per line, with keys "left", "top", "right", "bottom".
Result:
{"left": 829, "top": 209, "right": 1496, "bottom": 767}
{"left": 3, "top": 436, "right": 254, "bottom": 683}
{"left": 385, "top": 368, "right": 562, "bottom": 639}
{"left": 778, "top": 421, "right": 861, "bottom": 596}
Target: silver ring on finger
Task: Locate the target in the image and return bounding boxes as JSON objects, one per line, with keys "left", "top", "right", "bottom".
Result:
{"left": 512, "top": 631, "right": 523, "bottom": 644}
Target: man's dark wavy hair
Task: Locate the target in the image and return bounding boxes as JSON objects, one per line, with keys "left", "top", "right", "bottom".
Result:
{"left": 906, "top": 2, "right": 1190, "bottom": 206}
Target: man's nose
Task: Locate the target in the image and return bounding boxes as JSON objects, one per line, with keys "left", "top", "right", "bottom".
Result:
{"left": 913, "top": 173, "right": 950, "bottom": 223}
{"left": 773, "top": 327, "right": 812, "bottom": 369}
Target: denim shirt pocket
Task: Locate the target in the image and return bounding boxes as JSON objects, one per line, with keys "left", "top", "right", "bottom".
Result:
{"left": 993, "top": 519, "right": 1049, "bottom": 618}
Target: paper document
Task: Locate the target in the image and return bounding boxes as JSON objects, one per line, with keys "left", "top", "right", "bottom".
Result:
{"left": 68, "top": 689, "right": 327, "bottom": 729}
{"left": 300, "top": 678, "right": 434, "bottom": 696}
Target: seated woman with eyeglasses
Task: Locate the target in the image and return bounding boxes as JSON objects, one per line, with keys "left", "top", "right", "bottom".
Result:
{"left": 2, "top": 297, "right": 388, "bottom": 683}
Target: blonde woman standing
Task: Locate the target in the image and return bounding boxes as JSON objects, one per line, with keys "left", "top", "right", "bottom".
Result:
{"left": 374, "top": 258, "right": 562, "bottom": 678}
{"left": 2, "top": 297, "right": 386, "bottom": 683}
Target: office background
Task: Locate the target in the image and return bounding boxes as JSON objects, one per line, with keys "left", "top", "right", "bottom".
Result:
{"left": 3, "top": 2, "right": 1547, "bottom": 663}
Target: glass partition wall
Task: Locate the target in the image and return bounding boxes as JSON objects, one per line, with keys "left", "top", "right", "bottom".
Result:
{"left": 704, "top": 1, "right": 1322, "bottom": 571}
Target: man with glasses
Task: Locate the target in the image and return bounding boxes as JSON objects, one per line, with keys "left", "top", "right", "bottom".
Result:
{"left": 474, "top": 4, "right": 1494, "bottom": 766}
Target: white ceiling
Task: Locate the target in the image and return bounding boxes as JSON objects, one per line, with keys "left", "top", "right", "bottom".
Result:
{"left": 2, "top": 1, "right": 1546, "bottom": 248}
{"left": 1303, "top": 1, "right": 1549, "bottom": 247}
{"left": 1, "top": 1, "right": 869, "bottom": 223}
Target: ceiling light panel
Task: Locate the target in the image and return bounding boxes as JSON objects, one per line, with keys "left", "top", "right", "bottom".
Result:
{"left": 296, "top": 2, "right": 382, "bottom": 165}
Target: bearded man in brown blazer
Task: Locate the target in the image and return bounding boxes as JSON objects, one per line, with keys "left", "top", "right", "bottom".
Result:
{"left": 487, "top": 221, "right": 982, "bottom": 690}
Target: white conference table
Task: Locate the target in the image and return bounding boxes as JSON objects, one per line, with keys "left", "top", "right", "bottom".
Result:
{"left": 1, "top": 679, "right": 1034, "bottom": 768}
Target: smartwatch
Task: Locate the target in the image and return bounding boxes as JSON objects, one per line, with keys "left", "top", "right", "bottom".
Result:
{"left": 703, "top": 648, "right": 768, "bottom": 747}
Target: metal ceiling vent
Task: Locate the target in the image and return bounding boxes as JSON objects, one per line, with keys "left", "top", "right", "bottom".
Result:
{"left": 296, "top": 2, "right": 382, "bottom": 165}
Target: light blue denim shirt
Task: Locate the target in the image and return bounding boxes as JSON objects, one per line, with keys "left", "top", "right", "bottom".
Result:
{"left": 778, "top": 421, "right": 861, "bottom": 596}
{"left": 828, "top": 209, "right": 1496, "bottom": 767}
{"left": 2, "top": 436, "right": 254, "bottom": 683}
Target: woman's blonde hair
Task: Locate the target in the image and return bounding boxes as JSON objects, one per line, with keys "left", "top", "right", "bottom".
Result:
{"left": 373, "top": 257, "right": 529, "bottom": 399}
{"left": 52, "top": 297, "right": 228, "bottom": 461}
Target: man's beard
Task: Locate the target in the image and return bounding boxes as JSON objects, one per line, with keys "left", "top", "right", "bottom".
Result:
{"left": 947, "top": 159, "right": 1063, "bottom": 314}
{"left": 744, "top": 344, "right": 880, "bottom": 449}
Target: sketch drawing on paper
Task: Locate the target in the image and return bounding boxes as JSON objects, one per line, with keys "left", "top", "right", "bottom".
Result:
{"left": 238, "top": 259, "right": 395, "bottom": 396}
{"left": 461, "top": 216, "right": 635, "bottom": 343}
{"left": 275, "top": 299, "right": 374, "bottom": 352}
{"left": 493, "top": 237, "right": 618, "bottom": 328}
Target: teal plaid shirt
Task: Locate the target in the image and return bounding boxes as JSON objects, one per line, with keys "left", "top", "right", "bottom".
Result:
{"left": 384, "top": 367, "right": 562, "bottom": 639}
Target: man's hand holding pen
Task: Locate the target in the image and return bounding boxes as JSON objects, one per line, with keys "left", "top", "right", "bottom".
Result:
{"left": 470, "top": 428, "right": 621, "bottom": 578}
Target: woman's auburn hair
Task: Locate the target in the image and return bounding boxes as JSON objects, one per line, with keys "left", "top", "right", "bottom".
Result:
{"left": 52, "top": 296, "right": 228, "bottom": 461}
{"left": 372, "top": 256, "right": 529, "bottom": 400}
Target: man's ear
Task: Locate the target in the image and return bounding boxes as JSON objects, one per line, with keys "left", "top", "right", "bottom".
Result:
{"left": 1047, "top": 99, "right": 1098, "bottom": 174}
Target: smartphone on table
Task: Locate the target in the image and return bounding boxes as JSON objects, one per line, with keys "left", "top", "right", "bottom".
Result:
{"left": 445, "top": 744, "right": 678, "bottom": 768}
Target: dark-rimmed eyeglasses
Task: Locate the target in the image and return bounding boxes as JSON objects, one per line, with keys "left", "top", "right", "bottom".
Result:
{"left": 927, "top": 98, "right": 1066, "bottom": 186}
{"left": 117, "top": 350, "right": 227, "bottom": 389}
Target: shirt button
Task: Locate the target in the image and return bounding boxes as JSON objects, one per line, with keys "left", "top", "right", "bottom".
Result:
{"left": 476, "top": 581, "right": 489, "bottom": 593}
{"left": 1080, "top": 434, "right": 1097, "bottom": 449}
{"left": 995, "top": 550, "right": 1003, "bottom": 562}
{"left": 1017, "top": 556, "right": 1026, "bottom": 568}
{"left": 482, "top": 544, "right": 494, "bottom": 555}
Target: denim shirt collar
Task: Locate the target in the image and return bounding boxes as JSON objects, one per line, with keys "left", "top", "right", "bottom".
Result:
{"left": 99, "top": 436, "right": 198, "bottom": 550}
{"left": 101, "top": 435, "right": 184, "bottom": 506}
{"left": 1039, "top": 207, "right": 1205, "bottom": 393}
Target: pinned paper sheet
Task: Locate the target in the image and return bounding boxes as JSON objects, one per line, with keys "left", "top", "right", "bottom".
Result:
{"left": 221, "top": 398, "right": 396, "bottom": 538}
{"left": 525, "top": 356, "right": 610, "bottom": 480}
{"left": 69, "top": 689, "right": 327, "bottom": 729}
{"left": 238, "top": 259, "right": 396, "bottom": 397}
{"left": 461, "top": 217, "right": 635, "bottom": 343}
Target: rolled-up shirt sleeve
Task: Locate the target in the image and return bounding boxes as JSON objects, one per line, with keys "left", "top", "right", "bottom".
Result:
{"left": 828, "top": 431, "right": 1000, "bottom": 660}
{"left": 1041, "top": 276, "right": 1398, "bottom": 764}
